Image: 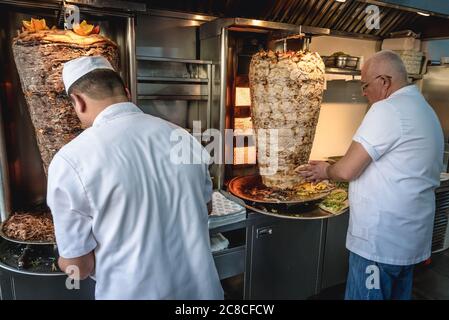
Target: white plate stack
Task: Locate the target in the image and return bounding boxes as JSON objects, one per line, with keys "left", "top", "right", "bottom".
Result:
{"left": 208, "top": 191, "right": 246, "bottom": 229}
{"left": 381, "top": 37, "right": 424, "bottom": 75}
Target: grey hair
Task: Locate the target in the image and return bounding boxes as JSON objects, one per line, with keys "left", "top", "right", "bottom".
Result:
{"left": 365, "top": 50, "right": 408, "bottom": 82}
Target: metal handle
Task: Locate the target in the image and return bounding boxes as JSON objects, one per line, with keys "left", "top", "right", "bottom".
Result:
{"left": 206, "top": 64, "right": 212, "bottom": 130}
{"left": 17, "top": 245, "right": 31, "bottom": 269}
{"left": 257, "top": 226, "right": 273, "bottom": 238}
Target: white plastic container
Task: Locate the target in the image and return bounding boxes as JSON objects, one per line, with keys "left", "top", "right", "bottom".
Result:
{"left": 382, "top": 37, "right": 421, "bottom": 51}
{"left": 394, "top": 50, "right": 424, "bottom": 74}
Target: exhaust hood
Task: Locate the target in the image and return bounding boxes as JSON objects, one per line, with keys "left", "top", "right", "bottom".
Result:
{"left": 146, "top": 0, "right": 449, "bottom": 39}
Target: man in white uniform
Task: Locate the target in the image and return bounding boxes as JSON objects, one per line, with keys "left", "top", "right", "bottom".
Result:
{"left": 298, "top": 50, "right": 444, "bottom": 299}
{"left": 47, "top": 56, "right": 224, "bottom": 300}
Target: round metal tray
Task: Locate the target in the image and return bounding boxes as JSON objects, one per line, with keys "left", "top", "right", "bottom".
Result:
{"left": 0, "top": 261, "right": 64, "bottom": 276}
{"left": 220, "top": 189, "right": 348, "bottom": 220}
{"left": 0, "top": 221, "right": 56, "bottom": 245}
{"left": 228, "top": 174, "right": 332, "bottom": 205}
{"left": 0, "top": 238, "right": 62, "bottom": 276}
{"left": 245, "top": 202, "right": 348, "bottom": 220}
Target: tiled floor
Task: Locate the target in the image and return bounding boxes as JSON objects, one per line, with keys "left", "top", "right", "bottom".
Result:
{"left": 313, "top": 249, "right": 449, "bottom": 300}
{"left": 413, "top": 249, "right": 449, "bottom": 300}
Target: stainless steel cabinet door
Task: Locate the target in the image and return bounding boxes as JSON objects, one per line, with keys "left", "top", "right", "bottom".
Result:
{"left": 247, "top": 218, "right": 323, "bottom": 299}
{"left": 321, "top": 213, "right": 350, "bottom": 290}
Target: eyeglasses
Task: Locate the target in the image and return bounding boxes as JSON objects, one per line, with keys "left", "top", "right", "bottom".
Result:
{"left": 361, "top": 75, "right": 392, "bottom": 92}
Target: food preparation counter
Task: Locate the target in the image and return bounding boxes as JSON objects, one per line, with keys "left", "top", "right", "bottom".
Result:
{"left": 210, "top": 209, "right": 350, "bottom": 299}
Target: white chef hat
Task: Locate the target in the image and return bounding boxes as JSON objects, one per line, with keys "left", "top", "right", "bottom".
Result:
{"left": 62, "top": 56, "right": 114, "bottom": 94}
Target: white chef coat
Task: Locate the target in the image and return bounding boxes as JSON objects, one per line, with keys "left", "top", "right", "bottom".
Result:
{"left": 47, "top": 102, "right": 224, "bottom": 300}
{"left": 347, "top": 85, "right": 444, "bottom": 265}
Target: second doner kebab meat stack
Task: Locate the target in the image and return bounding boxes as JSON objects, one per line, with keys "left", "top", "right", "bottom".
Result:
{"left": 249, "top": 50, "right": 325, "bottom": 190}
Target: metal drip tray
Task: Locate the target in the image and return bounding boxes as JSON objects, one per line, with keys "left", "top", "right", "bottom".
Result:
{"left": 228, "top": 175, "right": 332, "bottom": 205}
{"left": 0, "top": 221, "right": 55, "bottom": 246}
{"left": 221, "top": 189, "right": 348, "bottom": 220}
{"left": 0, "top": 238, "right": 63, "bottom": 276}
{"left": 245, "top": 201, "right": 348, "bottom": 220}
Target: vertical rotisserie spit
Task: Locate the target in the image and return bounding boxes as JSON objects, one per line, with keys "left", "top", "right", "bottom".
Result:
{"left": 12, "top": 19, "right": 119, "bottom": 175}
{"left": 2, "top": 19, "right": 119, "bottom": 244}
{"left": 249, "top": 50, "right": 325, "bottom": 189}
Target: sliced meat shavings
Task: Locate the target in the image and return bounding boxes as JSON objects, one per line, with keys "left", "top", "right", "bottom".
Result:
{"left": 249, "top": 50, "right": 325, "bottom": 189}
{"left": 2, "top": 213, "right": 55, "bottom": 242}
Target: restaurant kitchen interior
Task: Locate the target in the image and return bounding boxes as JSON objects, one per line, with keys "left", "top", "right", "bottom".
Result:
{"left": 0, "top": 0, "right": 449, "bottom": 299}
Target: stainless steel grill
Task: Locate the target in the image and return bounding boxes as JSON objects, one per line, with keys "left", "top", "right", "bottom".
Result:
{"left": 433, "top": 181, "right": 449, "bottom": 253}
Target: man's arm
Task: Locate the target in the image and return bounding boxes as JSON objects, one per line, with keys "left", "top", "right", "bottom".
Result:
{"left": 58, "top": 251, "right": 95, "bottom": 280}
{"left": 298, "top": 141, "right": 372, "bottom": 182}
{"left": 327, "top": 141, "right": 372, "bottom": 181}
{"left": 47, "top": 154, "right": 97, "bottom": 278}
{"left": 207, "top": 201, "right": 212, "bottom": 215}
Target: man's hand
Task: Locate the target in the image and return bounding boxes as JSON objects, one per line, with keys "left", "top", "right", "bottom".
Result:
{"left": 296, "top": 161, "right": 330, "bottom": 182}
{"left": 58, "top": 251, "right": 95, "bottom": 280}
{"left": 297, "top": 141, "right": 372, "bottom": 183}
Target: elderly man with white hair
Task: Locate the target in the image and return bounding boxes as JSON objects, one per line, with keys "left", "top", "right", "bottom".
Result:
{"left": 299, "top": 50, "right": 444, "bottom": 300}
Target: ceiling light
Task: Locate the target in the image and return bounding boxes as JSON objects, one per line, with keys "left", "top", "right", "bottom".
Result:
{"left": 336, "top": 0, "right": 347, "bottom": 2}
{"left": 417, "top": 11, "right": 430, "bottom": 16}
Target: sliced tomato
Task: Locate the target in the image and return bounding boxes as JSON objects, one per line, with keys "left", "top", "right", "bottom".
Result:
{"left": 31, "top": 18, "right": 48, "bottom": 31}
{"left": 92, "top": 25, "right": 100, "bottom": 35}
{"left": 22, "top": 20, "right": 33, "bottom": 31}
{"left": 22, "top": 18, "right": 49, "bottom": 32}
{"left": 73, "top": 20, "right": 95, "bottom": 36}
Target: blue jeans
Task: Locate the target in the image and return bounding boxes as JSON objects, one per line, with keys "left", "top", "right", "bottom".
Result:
{"left": 345, "top": 252, "right": 414, "bottom": 300}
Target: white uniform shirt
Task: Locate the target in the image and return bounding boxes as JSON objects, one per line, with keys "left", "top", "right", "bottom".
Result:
{"left": 47, "top": 102, "right": 224, "bottom": 300}
{"left": 347, "top": 85, "right": 444, "bottom": 265}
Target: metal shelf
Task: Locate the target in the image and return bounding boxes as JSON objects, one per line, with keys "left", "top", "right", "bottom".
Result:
{"left": 213, "top": 244, "right": 246, "bottom": 256}
{"left": 325, "top": 67, "right": 361, "bottom": 76}
{"left": 137, "top": 55, "right": 213, "bottom": 65}
{"left": 209, "top": 219, "right": 248, "bottom": 234}
{"left": 408, "top": 74, "right": 423, "bottom": 80}
{"left": 137, "top": 76, "right": 209, "bottom": 84}
{"left": 136, "top": 55, "right": 214, "bottom": 129}
{"left": 212, "top": 244, "right": 246, "bottom": 280}
{"left": 138, "top": 95, "right": 209, "bottom": 101}
{"left": 325, "top": 68, "right": 423, "bottom": 79}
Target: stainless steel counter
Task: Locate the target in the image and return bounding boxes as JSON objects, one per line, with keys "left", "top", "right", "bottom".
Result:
{"left": 210, "top": 210, "right": 350, "bottom": 299}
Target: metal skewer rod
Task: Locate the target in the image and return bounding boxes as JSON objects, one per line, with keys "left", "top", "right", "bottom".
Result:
{"left": 275, "top": 25, "right": 306, "bottom": 52}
